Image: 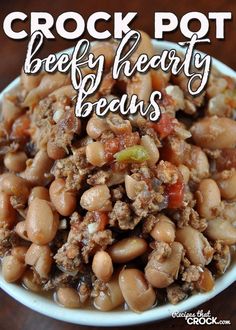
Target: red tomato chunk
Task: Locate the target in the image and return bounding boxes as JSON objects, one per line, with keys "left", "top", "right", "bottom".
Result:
{"left": 151, "top": 113, "right": 175, "bottom": 139}
{"left": 166, "top": 180, "right": 185, "bottom": 209}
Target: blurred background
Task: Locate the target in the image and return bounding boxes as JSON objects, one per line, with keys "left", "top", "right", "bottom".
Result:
{"left": 0, "top": 1, "right": 235, "bottom": 330}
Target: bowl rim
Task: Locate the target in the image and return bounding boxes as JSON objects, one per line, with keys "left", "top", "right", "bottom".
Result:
{"left": 0, "top": 39, "right": 235, "bottom": 327}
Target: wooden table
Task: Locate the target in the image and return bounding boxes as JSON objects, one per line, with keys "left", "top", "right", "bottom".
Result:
{"left": 0, "top": 1, "right": 235, "bottom": 329}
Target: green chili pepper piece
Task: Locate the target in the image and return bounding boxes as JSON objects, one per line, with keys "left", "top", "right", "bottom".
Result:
{"left": 114, "top": 145, "right": 150, "bottom": 163}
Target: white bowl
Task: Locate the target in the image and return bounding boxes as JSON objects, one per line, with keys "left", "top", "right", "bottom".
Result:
{"left": 0, "top": 40, "right": 235, "bottom": 327}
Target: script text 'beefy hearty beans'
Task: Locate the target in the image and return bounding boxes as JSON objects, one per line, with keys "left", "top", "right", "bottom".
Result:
{"left": 0, "top": 31, "right": 236, "bottom": 312}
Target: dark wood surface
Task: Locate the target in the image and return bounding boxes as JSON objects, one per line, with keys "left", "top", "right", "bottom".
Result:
{"left": 0, "top": 1, "right": 235, "bottom": 329}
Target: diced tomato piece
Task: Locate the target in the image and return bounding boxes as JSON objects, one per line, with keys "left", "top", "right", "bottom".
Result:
{"left": 94, "top": 211, "right": 109, "bottom": 231}
{"left": 11, "top": 114, "right": 31, "bottom": 140}
{"left": 166, "top": 179, "right": 185, "bottom": 209}
{"left": 151, "top": 113, "right": 175, "bottom": 139}
{"left": 104, "top": 132, "right": 140, "bottom": 162}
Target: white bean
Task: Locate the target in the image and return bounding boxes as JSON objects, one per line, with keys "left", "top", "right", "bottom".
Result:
{"left": 176, "top": 226, "right": 213, "bottom": 266}
{"left": 205, "top": 218, "right": 236, "bottom": 245}
{"left": 141, "top": 135, "right": 159, "bottom": 166}
{"left": 80, "top": 185, "right": 111, "bottom": 211}
{"left": 196, "top": 179, "right": 221, "bottom": 219}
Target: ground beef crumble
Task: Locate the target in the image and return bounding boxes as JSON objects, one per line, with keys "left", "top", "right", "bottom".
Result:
{"left": 149, "top": 241, "right": 172, "bottom": 261}
{"left": 167, "top": 284, "right": 187, "bottom": 305}
{"left": 44, "top": 272, "right": 78, "bottom": 291}
{"left": 87, "top": 170, "right": 111, "bottom": 186}
{"left": 142, "top": 215, "right": 157, "bottom": 235}
{"left": 182, "top": 265, "right": 203, "bottom": 282}
{"left": 213, "top": 240, "right": 231, "bottom": 274}
{"left": 111, "top": 186, "right": 125, "bottom": 201}
{"left": 132, "top": 190, "right": 165, "bottom": 217}
{"left": 55, "top": 211, "right": 113, "bottom": 270}
{"left": 109, "top": 201, "right": 142, "bottom": 230}
{"left": 155, "top": 160, "right": 179, "bottom": 184}
{"left": 0, "top": 228, "right": 11, "bottom": 257}
{"left": 51, "top": 147, "right": 93, "bottom": 190}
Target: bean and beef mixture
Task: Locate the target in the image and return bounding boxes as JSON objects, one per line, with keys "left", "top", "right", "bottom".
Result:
{"left": 0, "top": 32, "right": 236, "bottom": 313}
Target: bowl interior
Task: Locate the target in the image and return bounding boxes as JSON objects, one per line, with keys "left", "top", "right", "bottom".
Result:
{"left": 0, "top": 40, "right": 235, "bottom": 327}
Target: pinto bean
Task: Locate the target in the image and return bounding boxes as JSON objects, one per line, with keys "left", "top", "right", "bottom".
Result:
{"left": 108, "top": 237, "right": 148, "bottom": 263}
{"left": 57, "top": 287, "right": 81, "bottom": 308}
{"left": 191, "top": 116, "right": 236, "bottom": 149}
{"left": 0, "top": 192, "right": 17, "bottom": 228}
{"left": 28, "top": 186, "right": 50, "bottom": 204}
{"left": 127, "top": 72, "right": 152, "bottom": 106}
{"left": 93, "top": 272, "right": 124, "bottom": 311}
{"left": 2, "top": 255, "right": 26, "bottom": 283}
{"left": 124, "top": 175, "right": 147, "bottom": 200}
{"left": 2, "top": 96, "right": 23, "bottom": 128}
{"left": 92, "top": 251, "right": 113, "bottom": 282}
{"left": 26, "top": 198, "right": 59, "bottom": 245}
{"left": 165, "top": 85, "right": 185, "bottom": 111}
{"left": 206, "top": 93, "right": 229, "bottom": 117}
{"left": 10, "top": 114, "right": 30, "bottom": 141}
{"left": 207, "top": 76, "right": 228, "bottom": 98}
{"left": 21, "top": 150, "right": 54, "bottom": 186}
{"left": 152, "top": 69, "right": 169, "bottom": 91}
{"left": 145, "top": 242, "right": 183, "bottom": 288}
{"left": 141, "top": 135, "right": 160, "bottom": 166}
{"left": 176, "top": 226, "right": 213, "bottom": 266}
{"left": 150, "top": 215, "right": 175, "bottom": 243}
{"left": 90, "top": 42, "right": 117, "bottom": 71}
{"left": 119, "top": 268, "right": 156, "bottom": 312}
{"left": 86, "top": 141, "right": 106, "bottom": 167}
{"left": 47, "top": 140, "right": 66, "bottom": 160}
{"left": 0, "top": 173, "right": 30, "bottom": 204}
{"left": 22, "top": 269, "right": 42, "bottom": 292}
{"left": 49, "top": 178, "right": 76, "bottom": 216}
{"left": 4, "top": 151, "right": 27, "bottom": 172}
{"left": 106, "top": 114, "right": 132, "bottom": 135}
{"left": 80, "top": 185, "right": 111, "bottom": 211}
{"left": 215, "top": 170, "right": 236, "bottom": 200}
{"left": 221, "top": 201, "right": 236, "bottom": 223}
{"left": 15, "top": 221, "right": 30, "bottom": 241}
{"left": 86, "top": 116, "right": 108, "bottom": 139}
{"left": 132, "top": 30, "right": 154, "bottom": 60}
{"left": 21, "top": 70, "right": 42, "bottom": 92}
{"left": 196, "top": 179, "right": 221, "bottom": 219}
{"left": 49, "top": 85, "right": 76, "bottom": 100}
{"left": 205, "top": 218, "right": 236, "bottom": 245}
{"left": 25, "top": 243, "right": 52, "bottom": 278}
{"left": 23, "top": 72, "right": 70, "bottom": 107}
{"left": 11, "top": 246, "right": 28, "bottom": 263}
